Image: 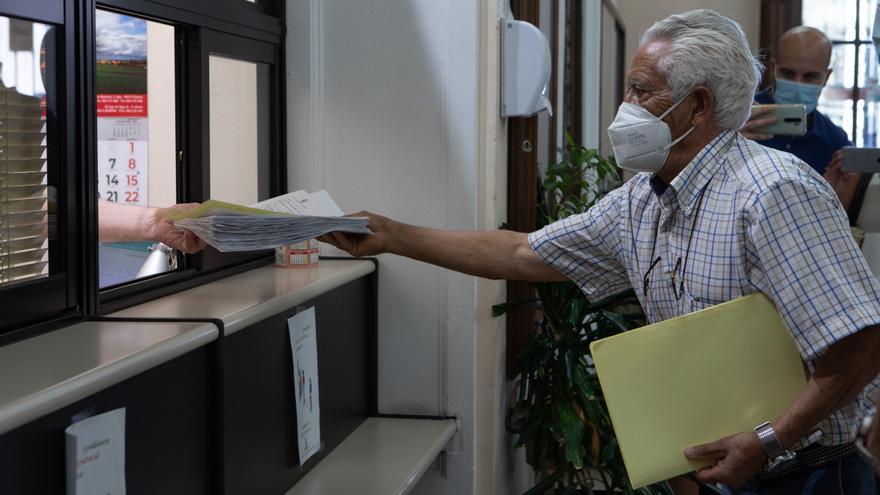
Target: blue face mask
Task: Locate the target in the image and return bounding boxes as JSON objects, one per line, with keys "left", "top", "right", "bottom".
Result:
{"left": 774, "top": 78, "right": 824, "bottom": 114}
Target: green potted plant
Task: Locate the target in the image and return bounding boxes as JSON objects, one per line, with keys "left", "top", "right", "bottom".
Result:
{"left": 495, "top": 135, "right": 671, "bottom": 494}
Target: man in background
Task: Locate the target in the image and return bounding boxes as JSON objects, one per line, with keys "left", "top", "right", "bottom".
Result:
{"left": 744, "top": 26, "right": 849, "bottom": 174}
{"left": 743, "top": 26, "right": 862, "bottom": 208}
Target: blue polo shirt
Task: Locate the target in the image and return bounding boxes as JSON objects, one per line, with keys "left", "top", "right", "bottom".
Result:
{"left": 754, "top": 89, "right": 851, "bottom": 174}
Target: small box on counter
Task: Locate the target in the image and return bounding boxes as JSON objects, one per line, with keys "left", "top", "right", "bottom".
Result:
{"left": 276, "top": 239, "right": 320, "bottom": 269}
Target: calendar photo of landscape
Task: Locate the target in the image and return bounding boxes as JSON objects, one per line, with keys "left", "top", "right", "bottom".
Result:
{"left": 95, "top": 10, "right": 147, "bottom": 94}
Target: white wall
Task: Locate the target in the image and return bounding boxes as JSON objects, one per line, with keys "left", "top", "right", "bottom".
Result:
{"left": 209, "top": 56, "right": 259, "bottom": 205}
{"left": 286, "top": 1, "right": 508, "bottom": 494}
{"left": 613, "top": 0, "right": 761, "bottom": 74}
{"left": 146, "top": 21, "right": 176, "bottom": 207}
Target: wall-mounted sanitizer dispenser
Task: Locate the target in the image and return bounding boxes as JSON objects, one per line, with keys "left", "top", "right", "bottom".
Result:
{"left": 501, "top": 19, "right": 552, "bottom": 118}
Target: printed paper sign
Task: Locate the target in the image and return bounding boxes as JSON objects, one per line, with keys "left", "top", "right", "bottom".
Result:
{"left": 288, "top": 307, "right": 321, "bottom": 464}
{"left": 65, "top": 408, "right": 126, "bottom": 495}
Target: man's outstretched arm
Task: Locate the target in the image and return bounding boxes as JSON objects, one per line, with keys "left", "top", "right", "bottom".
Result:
{"left": 320, "top": 211, "right": 568, "bottom": 282}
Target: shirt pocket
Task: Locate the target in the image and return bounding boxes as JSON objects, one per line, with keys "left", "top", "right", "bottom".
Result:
{"left": 677, "top": 249, "right": 744, "bottom": 311}
{"left": 680, "top": 290, "right": 715, "bottom": 314}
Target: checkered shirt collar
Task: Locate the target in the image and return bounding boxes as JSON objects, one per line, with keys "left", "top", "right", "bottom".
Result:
{"left": 662, "top": 130, "right": 737, "bottom": 215}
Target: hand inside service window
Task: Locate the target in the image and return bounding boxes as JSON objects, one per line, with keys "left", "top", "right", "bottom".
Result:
{"left": 98, "top": 200, "right": 206, "bottom": 254}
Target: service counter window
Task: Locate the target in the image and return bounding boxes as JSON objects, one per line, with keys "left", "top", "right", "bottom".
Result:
{"left": 0, "top": 0, "right": 285, "bottom": 335}
{"left": 94, "top": 0, "right": 285, "bottom": 310}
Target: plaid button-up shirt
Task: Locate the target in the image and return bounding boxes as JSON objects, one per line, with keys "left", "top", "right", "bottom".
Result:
{"left": 529, "top": 130, "right": 880, "bottom": 447}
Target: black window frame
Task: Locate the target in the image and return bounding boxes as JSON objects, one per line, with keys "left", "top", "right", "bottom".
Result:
{"left": 0, "top": 0, "right": 83, "bottom": 342}
{"left": 0, "top": 0, "right": 287, "bottom": 334}
{"left": 182, "top": 28, "right": 285, "bottom": 282}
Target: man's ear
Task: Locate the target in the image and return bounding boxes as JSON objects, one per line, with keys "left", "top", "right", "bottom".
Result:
{"left": 823, "top": 68, "right": 833, "bottom": 87}
{"left": 690, "top": 86, "right": 714, "bottom": 126}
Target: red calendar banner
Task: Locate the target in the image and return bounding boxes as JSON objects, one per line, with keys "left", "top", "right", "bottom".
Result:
{"left": 97, "top": 94, "right": 148, "bottom": 118}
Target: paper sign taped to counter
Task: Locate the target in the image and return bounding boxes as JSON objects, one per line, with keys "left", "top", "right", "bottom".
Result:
{"left": 590, "top": 294, "right": 807, "bottom": 489}
{"left": 288, "top": 307, "right": 321, "bottom": 465}
{"left": 65, "top": 408, "right": 126, "bottom": 495}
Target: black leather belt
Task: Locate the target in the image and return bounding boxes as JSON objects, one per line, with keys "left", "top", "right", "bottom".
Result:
{"left": 758, "top": 442, "right": 856, "bottom": 480}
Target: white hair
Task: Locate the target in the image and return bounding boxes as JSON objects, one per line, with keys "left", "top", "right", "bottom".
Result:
{"left": 641, "top": 9, "right": 763, "bottom": 130}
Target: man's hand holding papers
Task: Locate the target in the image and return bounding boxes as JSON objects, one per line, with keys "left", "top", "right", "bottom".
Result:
{"left": 317, "top": 211, "right": 390, "bottom": 257}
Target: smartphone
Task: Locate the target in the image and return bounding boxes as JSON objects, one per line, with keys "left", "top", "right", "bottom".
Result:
{"left": 750, "top": 104, "right": 807, "bottom": 136}
{"left": 842, "top": 146, "right": 880, "bottom": 173}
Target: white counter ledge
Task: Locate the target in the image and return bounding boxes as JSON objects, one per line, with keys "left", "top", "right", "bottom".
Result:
{"left": 110, "top": 259, "right": 376, "bottom": 335}
{"left": 285, "top": 417, "right": 458, "bottom": 495}
{"left": 0, "top": 320, "right": 218, "bottom": 435}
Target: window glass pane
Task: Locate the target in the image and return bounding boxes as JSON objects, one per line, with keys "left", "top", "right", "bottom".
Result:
{"left": 856, "top": 49, "right": 880, "bottom": 147}
{"left": 860, "top": 0, "right": 876, "bottom": 40}
{"left": 819, "top": 44, "right": 857, "bottom": 141}
{"left": 0, "top": 17, "right": 53, "bottom": 288}
{"left": 857, "top": 98, "right": 873, "bottom": 146}
{"left": 819, "top": 96, "right": 855, "bottom": 142}
{"left": 96, "top": 10, "right": 178, "bottom": 288}
{"left": 803, "top": 0, "right": 857, "bottom": 40}
{"left": 860, "top": 41, "right": 879, "bottom": 88}
{"left": 826, "top": 44, "right": 857, "bottom": 89}
{"left": 860, "top": 44, "right": 880, "bottom": 146}
{"left": 858, "top": 44, "right": 875, "bottom": 146}
{"left": 209, "top": 55, "right": 269, "bottom": 205}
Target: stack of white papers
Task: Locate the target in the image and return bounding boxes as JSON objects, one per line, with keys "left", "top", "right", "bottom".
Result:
{"left": 170, "top": 191, "right": 370, "bottom": 252}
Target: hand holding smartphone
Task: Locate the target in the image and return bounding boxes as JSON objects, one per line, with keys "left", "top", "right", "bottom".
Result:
{"left": 743, "top": 104, "right": 807, "bottom": 139}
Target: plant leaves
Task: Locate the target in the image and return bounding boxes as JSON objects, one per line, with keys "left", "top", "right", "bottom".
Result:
{"left": 509, "top": 136, "right": 657, "bottom": 495}
{"left": 558, "top": 403, "right": 585, "bottom": 470}
{"left": 514, "top": 411, "right": 545, "bottom": 447}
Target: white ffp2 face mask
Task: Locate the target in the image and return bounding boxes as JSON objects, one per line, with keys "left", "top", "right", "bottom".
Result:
{"left": 607, "top": 95, "right": 695, "bottom": 173}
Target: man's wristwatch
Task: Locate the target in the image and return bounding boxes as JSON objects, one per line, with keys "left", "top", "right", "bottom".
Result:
{"left": 754, "top": 421, "right": 797, "bottom": 471}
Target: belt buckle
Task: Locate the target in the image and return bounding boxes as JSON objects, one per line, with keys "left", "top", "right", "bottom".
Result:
{"left": 766, "top": 449, "right": 797, "bottom": 472}
{"left": 855, "top": 407, "right": 879, "bottom": 470}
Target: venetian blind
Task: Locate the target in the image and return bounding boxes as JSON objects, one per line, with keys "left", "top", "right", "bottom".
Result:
{"left": 0, "top": 82, "right": 49, "bottom": 287}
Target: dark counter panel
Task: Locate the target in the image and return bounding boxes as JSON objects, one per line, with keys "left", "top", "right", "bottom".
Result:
{"left": 0, "top": 345, "right": 217, "bottom": 494}
{"left": 223, "top": 274, "right": 377, "bottom": 495}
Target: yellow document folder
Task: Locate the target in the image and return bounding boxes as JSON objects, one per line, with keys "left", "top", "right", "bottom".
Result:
{"left": 589, "top": 294, "right": 807, "bottom": 489}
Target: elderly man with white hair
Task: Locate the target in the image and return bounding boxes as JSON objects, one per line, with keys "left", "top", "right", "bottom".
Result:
{"left": 321, "top": 9, "right": 880, "bottom": 493}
